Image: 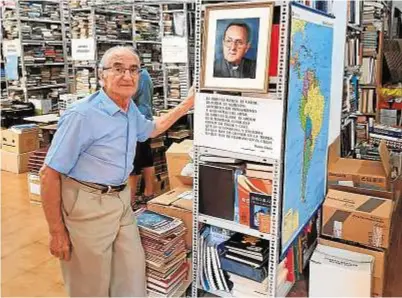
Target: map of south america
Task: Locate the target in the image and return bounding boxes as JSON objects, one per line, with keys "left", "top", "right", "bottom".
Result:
{"left": 299, "top": 70, "right": 324, "bottom": 202}
{"left": 282, "top": 5, "right": 333, "bottom": 253}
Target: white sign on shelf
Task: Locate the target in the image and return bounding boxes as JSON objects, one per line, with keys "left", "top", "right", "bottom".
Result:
{"left": 72, "top": 39, "right": 95, "bottom": 61}
{"left": 3, "top": 39, "right": 21, "bottom": 57}
{"left": 162, "top": 36, "right": 188, "bottom": 63}
{"left": 194, "top": 93, "right": 283, "bottom": 160}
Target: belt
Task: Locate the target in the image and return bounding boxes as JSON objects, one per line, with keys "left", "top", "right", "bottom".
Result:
{"left": 72, "top": 178, "right": 127, "bottom": 194}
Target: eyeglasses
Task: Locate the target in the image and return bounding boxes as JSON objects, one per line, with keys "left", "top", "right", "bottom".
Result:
{"left": 223, "top": 38, "right": 247, "bottom": 48}
{"left": 103, "top": 65, "right": 141, "bottom": 77}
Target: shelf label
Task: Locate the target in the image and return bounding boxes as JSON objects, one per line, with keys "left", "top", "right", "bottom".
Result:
{"left": 3, "top": 39, "right": 21, "bottom": 57}
{"left": 162, "top": 36, "right": 188, "bottom": 63}
{"left": 194, "top": 93, "right": 283, "bottom": 159}
{"left": 72, "top": 39, "right": 95, "bottom": 61}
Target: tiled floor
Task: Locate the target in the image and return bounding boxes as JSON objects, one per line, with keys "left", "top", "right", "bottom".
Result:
{"left": 1, "top": 171, "right": 66, "bottom": 297}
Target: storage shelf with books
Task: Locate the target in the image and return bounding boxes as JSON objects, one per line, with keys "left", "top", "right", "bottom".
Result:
{"left": 341, "top": 0, "right": 390, "bottom": 158}
{"left": 68, "top": 3, "right": 135, "bottom": 96}
{"left": 191, "top": 1, "right": 335, "bottom": 297}
{"left": 2, "top": 1, "right": 69, "bottom": 106}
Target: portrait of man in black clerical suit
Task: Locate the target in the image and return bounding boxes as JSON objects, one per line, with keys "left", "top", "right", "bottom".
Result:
{"left": 213, "top": 21, "right": 258, "bottom": 79}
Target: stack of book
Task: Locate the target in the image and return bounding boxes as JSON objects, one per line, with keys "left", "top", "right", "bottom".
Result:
{"left": 27, "top": 147, "right": 48, "bottom": 175}
{"left": 3, "top": 11, "right": 18, "bottom": 39}
{"left": 71, "top": 12, "right": 94, "bottom": 39}
{"left": 75, "top": 69, "right": 96, "bottom": 96}
{"left": 236, "top": 163, "right": 273, "bottom": 233}
{"left": 70, "top": 0, "right": 94, "bottom": 9}
{"left": 362, "top": 0, "right": 384, "bottom": 26}
{"left": 163, "top": 13, "right": 174, "bottom": 36}
{"left": 368, "top": 123, "right": 402, "bottom": 151}
{"left": 355, "top": 142, "right": 381, "bottom": 161}
{"left": 135, "top": 209, "right": 189, "bottom": 297}
{"left": 199, "top": 227, "right": 290, "bottom": 297}
{"left": 20, "top": 2, "right": 42, "bottom": 18}
{"left": 153, "top": 92, "right": 164, "bottom": 111}
{"left": 135, "top": 5, "right": 160, "bottom": 22}
{"left": 135, "top": 21, "right": 160, "bottom": 41}
{"left": 362, "top": 25, "right": 378, "bottom": 57}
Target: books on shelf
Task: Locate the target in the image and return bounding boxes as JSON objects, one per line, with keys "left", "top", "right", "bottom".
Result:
{"left": 345, "top": 34, "right": 360, "bottom": 67}
{"left": 358, "top": 88, "right": 376, "bottom": 114}
{"left": 361, "top": 57, "right": 377, "bottom": 85}
{"left": 237, "top": 174, "right": 272, "bottom": 233}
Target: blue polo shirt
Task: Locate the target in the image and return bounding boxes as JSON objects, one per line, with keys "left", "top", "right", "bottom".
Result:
{"left": 44, "top": 89, "right": 155, "bottom": 186}
{"left": 133, "top": 69, "right": 153, "bottom": 120}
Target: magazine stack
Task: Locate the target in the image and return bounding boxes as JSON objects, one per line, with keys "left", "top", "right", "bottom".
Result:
{"left": 135, "top": 209, "right": 189, "bottom": 297}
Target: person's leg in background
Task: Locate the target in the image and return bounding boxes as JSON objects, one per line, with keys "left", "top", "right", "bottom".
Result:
{"left": 142, "top": 166, "right": 155, "bottom": 197}
{"left": 140, "top": 139, "right": 155, "bottom": 203}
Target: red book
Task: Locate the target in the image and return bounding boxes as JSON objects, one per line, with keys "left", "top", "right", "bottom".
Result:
{"left": 285, "top": 247, "right": 295, "bottom": 283}
{"left": 237, "top": 175, "right": 272, "bottom": 226}
{"left": 269, "top": 24, "right": 280, "bottom": 77}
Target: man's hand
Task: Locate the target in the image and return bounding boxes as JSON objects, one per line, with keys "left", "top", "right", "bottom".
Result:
{"left": 49, "top": 228, "right": 72, "bottom": 261}
{"left": 185, "top": 85, "right": 195, "bottom": 106}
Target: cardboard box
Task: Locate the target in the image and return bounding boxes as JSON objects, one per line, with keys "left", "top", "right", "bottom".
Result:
{"left": 147, "top": 187, "right": 193, "bottom": 249}
{"left": 322, "top": 189, "right": 393, "bottom": 249}
{"left": 1, "top": 129, "right": 39, "bottom": 154}
{"left": 165, "top": 140, "right": 193, "bottom": 189}
{"left": 1, "top": 150, "right": 30, "bottom": 174}
{"left": 309, "top": 244, "right": 374, "bottom": 297}
{"left": 28, "top": 173, "right": 42, "bottom": 204}
{"left": 318, "top": 238, "right": 386, "bottom": 297}
{"left": 328, "top": 139, "right": 392, "bottom": 193}
{"left": 29, "top": 98, "right": 52, "bottom": 115}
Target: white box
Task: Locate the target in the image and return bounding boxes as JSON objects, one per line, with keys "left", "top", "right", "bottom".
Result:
{"left": 29, "top": 99, "right": 52, "bottom": 115}
{"left": 309, "top": 244, "right": 374, "bottom": 297}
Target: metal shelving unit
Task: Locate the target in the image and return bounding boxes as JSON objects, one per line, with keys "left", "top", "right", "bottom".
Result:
{"left": 2, "top": 0, "right": 69, "bottom": 103}
{"left": 191, "top": 1, "right": 292, "bottom": 297}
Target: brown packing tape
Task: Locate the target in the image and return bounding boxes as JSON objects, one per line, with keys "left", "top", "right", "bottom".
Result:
{"left": 328, "top": 185, "right": 394, "bottom": 200}
{"left": 356, "top": 198, "right": 386, "bottom": 212}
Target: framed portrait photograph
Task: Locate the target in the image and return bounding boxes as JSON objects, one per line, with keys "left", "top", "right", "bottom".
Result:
{"left": 201, "top": 2, "right": 274, "bottom": 93}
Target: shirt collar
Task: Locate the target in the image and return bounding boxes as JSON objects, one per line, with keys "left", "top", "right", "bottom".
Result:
{"left": 99, "top": 88, "right": 125, "bottom": 116}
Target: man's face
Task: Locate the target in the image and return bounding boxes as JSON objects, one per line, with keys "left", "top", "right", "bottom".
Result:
{"left": 222, "top": 25, "right": 250, "bottom": 65}
{"left": 101, "top": 50, "right": 140, "bottom": 99}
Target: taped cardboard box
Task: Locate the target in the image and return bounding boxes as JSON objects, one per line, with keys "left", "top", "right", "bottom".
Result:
{"left": 318, "top": 237, "right": 386, "bottom": 297}
{"left": 165, "top": 140, "right": 193, "bottom": 189}
{"left": 1, "top": 129, "right": 39, "bottom": 154}
{"left": 328, "top": 139, "right": 392, "bottom": 193}
{"left": 1, "top": 150, "right": 30, "bottom": 174}
{"left": 147, "top": 187, "right": 193, "bottom": 249}
{"left": 322, "top": 189, "right": 393, "bottom": 249}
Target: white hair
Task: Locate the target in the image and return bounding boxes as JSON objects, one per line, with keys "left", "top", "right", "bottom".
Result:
{"left": 98, "top": 46, "right": 140, "bottom": 69}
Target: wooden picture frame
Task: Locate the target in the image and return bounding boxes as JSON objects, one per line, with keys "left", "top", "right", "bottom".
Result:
{"left": 201, "top": 2, "right": 274, "bottom": 93}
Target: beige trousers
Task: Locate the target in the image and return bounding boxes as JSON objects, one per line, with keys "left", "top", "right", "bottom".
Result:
{"left": 60, "top": 176, "right": 146, "bottom": 297}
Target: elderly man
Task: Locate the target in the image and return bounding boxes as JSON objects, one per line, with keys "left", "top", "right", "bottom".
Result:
{"left": 40, "top": 46, "right": 194, "bottom": 297}
{"left": 213, "top": 22, "right": 256, "bottom": 79}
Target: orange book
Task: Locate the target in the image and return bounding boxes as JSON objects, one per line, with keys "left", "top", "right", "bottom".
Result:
{"left": 237, "top": 175, "right": 272, "bottom": 226}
